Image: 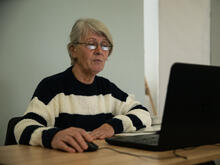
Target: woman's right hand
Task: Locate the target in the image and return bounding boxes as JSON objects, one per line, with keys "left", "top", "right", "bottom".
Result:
{"left": 51, "top": 127, "right": 93, "bottom": 153}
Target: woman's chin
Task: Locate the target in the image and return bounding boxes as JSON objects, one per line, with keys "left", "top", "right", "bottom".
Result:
{"left": 91, "top": 63, "right": 104, "bottom": 72}
{"left": 91, "top": 66, "right": 104, "bottom": 74}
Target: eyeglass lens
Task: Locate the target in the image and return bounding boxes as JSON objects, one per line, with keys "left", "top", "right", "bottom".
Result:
{"left": 86, "top": 42, "right": 111, "bottom": 51}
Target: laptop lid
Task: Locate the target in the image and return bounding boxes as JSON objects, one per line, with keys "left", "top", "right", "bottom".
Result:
{"left": 158, "top": 62, "right": 220, "bottom": 150}
{"left": 106, "top": 63, "right": 220, "bottom": 151}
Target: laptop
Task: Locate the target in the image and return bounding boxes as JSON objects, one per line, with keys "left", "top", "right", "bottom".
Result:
{"left": 105, "top": 62, "right": 220, "bottom": 151}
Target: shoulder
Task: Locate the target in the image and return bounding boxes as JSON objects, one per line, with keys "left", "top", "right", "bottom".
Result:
{"left": 38, "top": 67, "right": 73, "bottom": 89}
{"left": 39, "top": 72, "right": 63, "bottom": 88}
{"left": 32, "top": 67, "right": 72, "bottom": 104}
{"left": 41, "top": 67, "right": 71, "bottom": 85}
{"left": 95, "top": 76, "right": 128, "bottom": 102}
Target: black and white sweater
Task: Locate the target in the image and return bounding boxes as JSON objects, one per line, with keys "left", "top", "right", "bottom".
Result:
{"left": 14, "top": 67, "right": 152, "bottom": 148}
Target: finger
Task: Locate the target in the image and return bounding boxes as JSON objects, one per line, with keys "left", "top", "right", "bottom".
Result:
{"left": 79, "top": 129, "right": 94, "bottom": 142}
{"left": 57, "top": 141, "right": 76, "bottom": 153}
{"left": 64, "top": 136, "right": 84, "bottom": 152}
{"left": 73, "top": 133, "right": 89, "bottom": 150}
{"left": 98, "top": 134, "right": 107, "bottom": 140}
{"left": 69, "top": 127, "right": 93, "bottom": 142}
{"left": 90, "top": 131, "right": 100, "bottom": 139}
{"left": 90, "top": 131, "right": 105, "bottom": 140}
{"left": 90, "top": 129, "right": 100, "bottom": 136}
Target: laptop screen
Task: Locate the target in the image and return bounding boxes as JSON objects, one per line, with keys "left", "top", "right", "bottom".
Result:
{"left": 106, "top": 63, "right": 220, "bottom": 151}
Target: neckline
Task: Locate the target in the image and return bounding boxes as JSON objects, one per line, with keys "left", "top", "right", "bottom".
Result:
{"left": 67, "top": 66, "right": 97, "bottom": 88}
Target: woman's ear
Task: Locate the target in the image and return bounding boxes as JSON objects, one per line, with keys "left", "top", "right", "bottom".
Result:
{"left": 70, "top": 45, "right": 77, "bottom": 58}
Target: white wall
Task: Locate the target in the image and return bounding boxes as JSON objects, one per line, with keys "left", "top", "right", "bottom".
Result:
{"left": 210, "top": 1, "right": 220, "bottom": 163}
{"left": 145, "top": 1, "right": 220, "bottom": 164}
{"left": 0, "top": 0, "right": 145, "bottom": 145}
{"left": 211, "top": 0, "right": 220, "bottom": 66}
{"left": 144, "top": 0, "right": 159, "bottom": 116}
{"left": 158, "top": 0, "right": 210, "bottom": 118}
{"left": 144, "top": 0, "right": 210, "bottom": 119}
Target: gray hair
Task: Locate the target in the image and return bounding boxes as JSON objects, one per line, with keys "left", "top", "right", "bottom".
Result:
{"left": 67, "top": 18, "right": 113, "bottom": 65}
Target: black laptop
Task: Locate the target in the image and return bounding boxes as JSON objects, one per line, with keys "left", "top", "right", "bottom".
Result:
{"left": 106, "top": 62, "right": 220, "bottom": 151}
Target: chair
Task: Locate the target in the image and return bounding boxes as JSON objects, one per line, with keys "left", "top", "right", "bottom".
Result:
{"left": 4, "top": 117, "right": 22, "bottom": 145}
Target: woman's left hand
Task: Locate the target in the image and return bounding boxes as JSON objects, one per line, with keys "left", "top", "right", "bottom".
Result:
{"left": 90, "top": 123, "right": 114, "bottom": 140}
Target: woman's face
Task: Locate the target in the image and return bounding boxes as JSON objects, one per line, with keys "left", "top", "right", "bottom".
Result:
{"left": 71, "top": 31, "right": 110, "bottom": 75}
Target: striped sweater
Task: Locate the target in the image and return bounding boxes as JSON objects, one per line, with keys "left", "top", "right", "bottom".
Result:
{"left": 14, "top": 67, "right": 152, "bottom": 148}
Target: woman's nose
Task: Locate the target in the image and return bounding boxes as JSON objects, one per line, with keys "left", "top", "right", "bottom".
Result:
{"left": 94, "top": 44, "right": 103, "bottom": 55}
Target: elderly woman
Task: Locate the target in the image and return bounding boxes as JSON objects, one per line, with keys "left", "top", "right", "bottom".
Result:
{"left": 14, "top": 18, "right": 152, "bottom": 153}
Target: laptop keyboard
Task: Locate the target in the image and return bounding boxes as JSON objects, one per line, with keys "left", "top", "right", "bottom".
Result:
{"left": 116, "top": 134, "right": 159, "bottom": 146}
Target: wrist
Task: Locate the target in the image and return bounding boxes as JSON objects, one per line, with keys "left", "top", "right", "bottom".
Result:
{"left": 105, "top": 118, "right": 123, "bottom": 134}
{"left": 103, "top": 123, "right": 114, "bottom": 134}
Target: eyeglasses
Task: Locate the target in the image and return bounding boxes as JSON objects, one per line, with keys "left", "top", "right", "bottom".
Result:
{"left": 74, "top": 41, "right": 112, "bottom": 51}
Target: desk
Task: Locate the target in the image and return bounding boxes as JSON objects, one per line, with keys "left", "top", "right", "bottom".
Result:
{"left": 0, "top": 140, "right": 220, "bottom": 165}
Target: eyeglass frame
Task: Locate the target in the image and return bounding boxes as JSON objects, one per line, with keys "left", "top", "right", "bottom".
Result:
{"left": 73, "top": 41, "right": 112, "bottom": 51}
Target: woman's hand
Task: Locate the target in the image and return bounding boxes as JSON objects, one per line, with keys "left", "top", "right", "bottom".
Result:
{"left": 51, "top": 127, "right": 93, "bottom": 153}
{"left": 90, "top": 123, "right": 114, "bottom": 140}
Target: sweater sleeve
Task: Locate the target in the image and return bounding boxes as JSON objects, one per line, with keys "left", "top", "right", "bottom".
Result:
{"left": 105, "top": 83, "right": 152, "bottom": 134}
{"left": 14, "top": 79, "right": 61, "bottom": 148}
